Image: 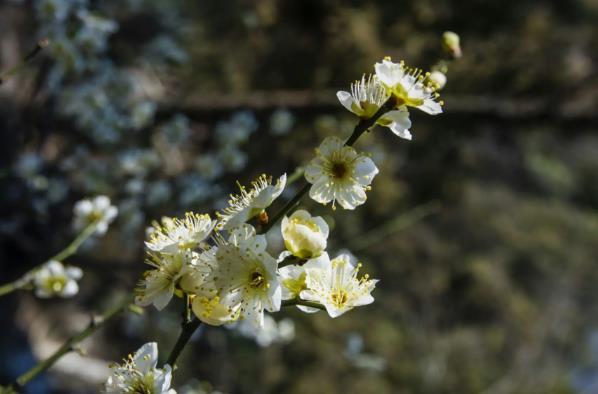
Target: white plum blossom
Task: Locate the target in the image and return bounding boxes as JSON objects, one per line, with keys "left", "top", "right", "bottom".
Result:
{"left": 305, "top": 136, "right": 379, "bottom": 210}
{"left": 281, "top": 210, "right": 329, "bottom": 259}
{"left": 192, "top": 224, "right": 281, "bottom": 328}
{"left": 232, "top": 314, "right": 295, "bottom": 347}
{"left": 301, "top": 252, "right": 378, "bottom": 318}
{"left": 33, "top": 260, "right": 83, "bottom": 298}
{"left": 278, "top": 264, "right": 319, "bottom": 314}
{"left": 135, "top": 251, "right": 199, "bottom": 311}
{"left": 104, "top": 342, "right": 176, "bottom": 394}
{"left": 73, "top": 195, "right": 118, "bottom": 235}
{"left": 337, "top": 74, "right": 413, "bottom": 140}
{"left": 269, "top": 108, "right": 295, "bottom": 136}
{"left": 145, "top": 213, "right": 216, "bottom": 254}
{"left": 374, "top": 57, "right": 443, "bottom": 116}
{"left": 216, "top": 174, "right": 286, "bottom": 230}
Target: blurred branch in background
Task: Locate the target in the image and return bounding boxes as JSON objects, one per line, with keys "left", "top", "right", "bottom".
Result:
{"left": 158, "top": 92, "right": 598, "bottom": 121}
{"left": 14, "top": 296, "right": 134, "bottom": 390}
{"left": 0, "top": 38, "right": 48, "bottom": 85}
{"left": 349, "top": 201, "right": 441, "bottom": 253}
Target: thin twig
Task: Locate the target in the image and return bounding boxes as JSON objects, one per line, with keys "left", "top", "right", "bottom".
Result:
{"left": 0, "top": 222, "right": 98, "bottom": 298}
{"left": 14, "top": 296, "right": 133, "bottom": 390}
{"left": 282, "top": 298, "right": 325, "bottom": 311}
{"left": 165, "top": 318, "right": 202, "bottom": 367}
{"left": 50, "top": 222, "right": 98, "bottom": 262}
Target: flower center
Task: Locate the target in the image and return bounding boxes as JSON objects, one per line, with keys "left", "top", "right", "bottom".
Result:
{"left": 249, "top": 270, "right": 266, "bottom": 289}
{"left": 331, "top": 162, "right": 348, "bottom": 179}
{"left": 45, "top": 276, "right": 67, "bottom": 293}
{"left": 331, "top": 290, "right": 348, "bottom": 307}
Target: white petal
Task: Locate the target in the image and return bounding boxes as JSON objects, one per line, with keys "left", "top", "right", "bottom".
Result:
{"left": 374, "top": 59, "right": 402, "bottom": 86}
{"left": 336, "top": 91, "right": 356, "bottom": 114}
{"left": 133, "top": 342, "right": 158, "bottom": 373}
{"left": 154, "top": 364, "right": 173, "bottom": 392}
{"left": 297, "top": 305, "right": 320, "bottom": 314}
{"left": 303, "top": 252, "right": 331, "bottom": 271}
{"left": 66, "top": 266, "right": 83, "bottom": 280}
{"left": 317, "top": 136, "right": 344, "bottom": 158}
{"left": 309, "top": 179, "right": 335, "bottom": 205}
{"left": 417, "top": 99, "right": 443, "bottom": 115}
{"left": 381, "top": 109, "right": 412, "bottom": 140}
{"left": 352, "top": 293, "right": 375, "bottom": 307}
{"left": 353, "top": 156, "right": 379, "bottom": 186}
{"left": 304, "top": 162, "right": 324, "bottom": 183}
{"left": 94, "top": 195, "right": 111, "bottom": 210}
{"left": 46, "top": 260, "right": 64, "bottom": 275}
{"left": 312, "top": 216, "right": 329, "bottom": 238}
{"left": 325, "top": 303, "right": 348, "bottom": 318}
{"left": 336, "top": 185, "right": 366, "bottom": 210}
{"left": 60, "top": 280, "right": 79, "bottom": 297}
{"left": 152, "top": 285, "right": 175, "bottom": 311}
{"left": 266, "top": 283, "right": 282, "bottom": 312}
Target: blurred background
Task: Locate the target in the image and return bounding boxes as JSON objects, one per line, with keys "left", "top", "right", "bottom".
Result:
{"left": 1, "top": 0, "right": 598, "bottom": 393}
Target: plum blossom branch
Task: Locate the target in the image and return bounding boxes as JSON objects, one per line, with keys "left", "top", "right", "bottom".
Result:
{"left": 165, "top": 317, "right": 203, "bottom": 367}
{"left": 259, "top": 95, "right": 397, "bottom": 234}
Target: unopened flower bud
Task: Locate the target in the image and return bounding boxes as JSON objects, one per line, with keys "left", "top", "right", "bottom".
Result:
{"left": 282, "top": 210, "right": 328, "bottom": 259}
{"left": 429, "top": 70, "right": 447, "bottom": 90}
{"left": 442, "top": 31, "right": 462, "bottom": 58}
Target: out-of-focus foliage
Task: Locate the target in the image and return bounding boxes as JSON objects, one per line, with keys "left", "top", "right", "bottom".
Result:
{"left": 1, "top": 0, "right": 597, "bottom": 393}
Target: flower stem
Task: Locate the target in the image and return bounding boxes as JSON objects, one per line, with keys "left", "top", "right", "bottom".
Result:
{"left": 50, "top": 222, "right": 99, "bottom": 262}
{"left": 282, "top": 298, "right": 325, "bottom": 311}
{"left": 0, "top": 222, "right": 98, "bottom": 298}
{"left": 14, "top": 296, "right": 133, "bottom": 390}
{"left": 165, "top": 317, "right": 202, "bottom": 367}
{"left": 259, "top": 96, "right": 397, "bottom": 235}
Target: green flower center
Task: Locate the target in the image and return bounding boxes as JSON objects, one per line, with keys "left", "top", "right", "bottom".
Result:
{"left": 44, "top": 276, "right": 67, "bottom": 293}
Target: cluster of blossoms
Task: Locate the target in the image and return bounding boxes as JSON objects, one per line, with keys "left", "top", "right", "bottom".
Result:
{"left": 134, "top": 56, "right": 445, "bottom": 329}
{"left": 135, "top": 170, "right": 378, "bottom": 329}
{"left": 337, "top": 57, "right": 443, "bottom": 141}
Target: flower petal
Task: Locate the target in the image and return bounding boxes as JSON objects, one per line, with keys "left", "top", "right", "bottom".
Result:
{"left": 417, "top": 99, "right": 443, "bottom": 115}
{"left": 381, "top": 109, "right": 412, "bottom": 140}
{"left": 336, "top": 90, "right": 355, "bottom": 114}
{"left": 353, "top": 156, "right": 379, "bottom": 186}
{"left": 133, "top": 342, "right": 158, "bottom": 373}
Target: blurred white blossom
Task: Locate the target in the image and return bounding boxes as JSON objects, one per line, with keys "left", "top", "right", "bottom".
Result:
{"left": 73, "top": 195, "right": 118, "bottom": 235}
{"left": 269, "top": 108, "right": 295, "bottom": 136}
{"left": 33, "top": 260, "right": 83, "bottom": 298}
